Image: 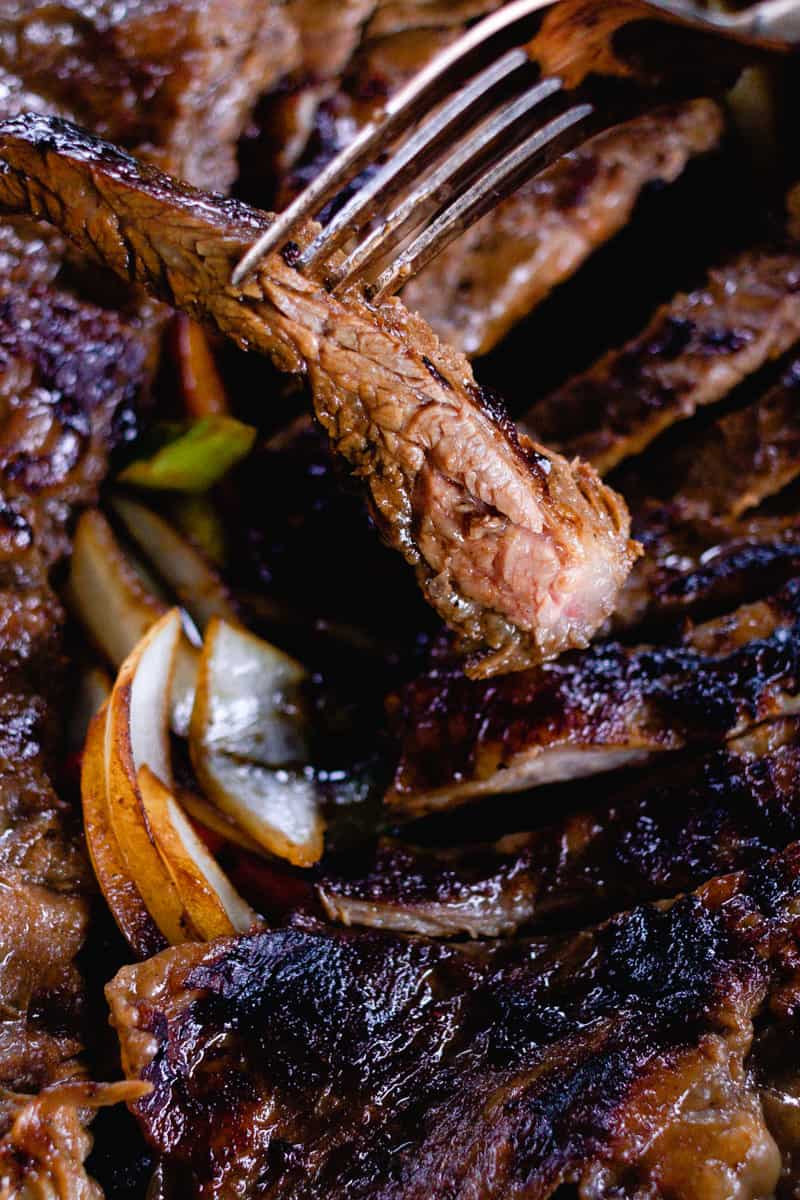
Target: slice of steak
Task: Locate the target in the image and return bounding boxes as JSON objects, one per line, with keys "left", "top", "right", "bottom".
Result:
{"left": 321, "top": 718, "right": 800, "bottom": 936}
{"left": 0, "top": 115, "right": 639, "bottom": 678}
{"left": 404, "top": 100, "right": 723, "bottom": 358}
{"left": 388, "top": 580, "right": 800, "bottom": 814}
{"left": 107, "top": 845, "right": 800, "bottom": 1199}
{"left": 0, "top": 0, "right": 298, "bottom": 191}
{"left": 0, "top": 283, "right": 149, "bottom": 1103}
{"left": 639, "top": 355, "right": 800, "bottom": 523}
{"left": 523, "top": 246, "right": 800, "bottom": 473}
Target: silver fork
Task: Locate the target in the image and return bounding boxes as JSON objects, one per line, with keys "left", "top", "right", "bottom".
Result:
{"left": 231, "top": 0, "right": 800, "bottom": 300}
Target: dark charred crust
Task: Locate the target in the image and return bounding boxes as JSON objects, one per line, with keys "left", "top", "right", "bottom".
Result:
{"left": 391, "top": 583, "right": 800, "bottom": 802}
{"left": 524, "top": 249, "right": 800, "bottom": 472}
{"left": 110, "top": 844, "right": 800, "bottom": 1197}
{"left": 322, "top": 729, "right": 800, "bottom": 935}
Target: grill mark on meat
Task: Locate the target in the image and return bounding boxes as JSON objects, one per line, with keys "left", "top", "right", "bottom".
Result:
{"left": 523, "top": 248, "right": 800, "bottom": 473}
{"left": 0, "top": 6, "right": 298, "bottom": 1187}
{"left": 388, "top": 580, "right": 800, "bottom": 814}
{"left": 0, "top": 115, "right": 640, "bottom": 678}
{"left": 321, "top": 719, "right": 800, "bottom": 937}
{"left": 107, "top": 845, "right": 800, "bottom": 1198}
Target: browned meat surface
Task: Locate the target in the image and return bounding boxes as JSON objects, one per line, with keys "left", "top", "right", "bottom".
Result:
{"left": 107, "top": 844, "right": 800, "bottom": 1199}
{"left": 617, "top": 529, "right": 800, "bottom": 632}
{"left": 388, "top": 580, "right": 800, "bottom": 814}
{"left": 322, "top": 718, "right": 800, "bottom": 936}
{"left": 0, "top": 273, "right": 149, "bottom": 1097}
{"left": 0, "top": 7, "right": 295, "bottom": 1189}
{"left": 404, "top": 101, "right": 724, "bottom": 357}
{"left": 0, "top": 0, "right": 297, "bottom": 192}
{"left": 0, "top": 115, "right": 640, "bottom": 677}
{"left": 523, "top": 247, "right": 800, "bottom": 473}
{"left": 643, "top": 357, "right": 800, "bottom": 523}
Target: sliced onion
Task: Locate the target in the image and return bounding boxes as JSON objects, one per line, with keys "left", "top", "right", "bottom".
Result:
{"left": 137, "top": 765, "right": 257, "bottom": 940}
{"left": 111, "top": 494, "right": 237, "bottom": 632}
{"left": 81, "top": 703, "right": 167, "bottom": 959}
{"left": 65, "top": 509, "right": 198, "bottom": 736}
{"left": 190, "top": 618, "right": 324, "bottom": 867}
{"left": 103, "top": 610, "right": 195, "bottom": 945}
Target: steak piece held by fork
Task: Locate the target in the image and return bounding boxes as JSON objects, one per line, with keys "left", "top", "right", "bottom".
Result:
{"left": 108, "top": 843, "right": 800, "bottom": 1198}
{"left": 0, "top": 114, "right": 640, "bottom": 677}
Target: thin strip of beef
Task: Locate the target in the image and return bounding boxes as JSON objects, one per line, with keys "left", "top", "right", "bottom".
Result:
{"left": 262, "top": 1, "right": 498, "bottom": 195}
{"left": 0, "top": 114, "right": 639, "bottom": 677}
{"left": 274, "top": 5, "right": 722, "bottom": 359}
{"left": 107, "top": 844, "right": 800, "bottom": 1199}
{"left": 321, "top": 718, "right": 800, "bottom": 936}
{"left": 522, "top": 246, "right": 800, "bottom": 473}
{"left": 0, "top": 5, "right": 299, "bottom": 1189}
{"left": 0, "top": 280, "right": 148, "bottom": 1133}
{"left": 389, "top": 579, "right": 800, "bottom": 814}
{"left": 635, "top": 355, "right": 800, "bottom": 523}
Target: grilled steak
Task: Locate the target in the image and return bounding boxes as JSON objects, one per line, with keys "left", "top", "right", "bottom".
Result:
{"left": 0, "top": 0, "right": 297, "bottom": 192}
{"left": 388, "top": 580, "right": 800, "bottom": 814}
{"left": 321, "top": 718, "right": 800, "bottom": 936}
{"left": 523, "top": 246, "right": 800, "bottom": 473}
{"left": 0, "top": 115, "right": 639, "bottom": 677}
{"left": 108, "top": 844, "right": 800, "bottom": 1199}
{"left": 631, "top": 355, "right": 800, "bottom": 524}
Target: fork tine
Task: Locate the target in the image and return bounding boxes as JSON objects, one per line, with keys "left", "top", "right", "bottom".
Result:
{"left": 230, "top": 0, "right": 555, "bottom": 286}
{"left": 298, "top": 47, "right": 532, "bottom": 274}
{"left": 368, "top": 101, "right": 594, "bottom": 303}
{"left": 327, "top": 74, "right": 564, "bottom": 292}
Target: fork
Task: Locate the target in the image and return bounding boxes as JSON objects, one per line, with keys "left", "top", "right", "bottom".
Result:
{"left": 231, "top": 0, "right": 800, "bottom": 300}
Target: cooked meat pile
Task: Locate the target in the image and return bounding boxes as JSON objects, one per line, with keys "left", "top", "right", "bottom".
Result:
{"left": 3, "top": 3, "right": 800, "bottom": 1199}
{"left": 109, "top": 843, "right": 800, "bottom": 1199}
{"left": 0, "top": 114, "right": 640, "bottom": 676}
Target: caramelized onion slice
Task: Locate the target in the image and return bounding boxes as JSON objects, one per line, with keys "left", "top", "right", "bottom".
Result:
{"left": 190, "top": 618, "right": 325, "bottom": 867}
{"left": 81, "top": 703, "right": 167, "bottom": 959}
{"left": 137, "top": 765, "right": 257, "bottom": 940}
{"left": 65, "top": 509, "right": 198, "bottom": 736}
{"left": 104, "top": 610, "right": 195, "bottom": 945}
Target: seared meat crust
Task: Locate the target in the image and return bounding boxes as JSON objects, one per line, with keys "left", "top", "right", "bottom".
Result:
{"left": 524, "top": 247, "right": 800, "bottom": 473}
{"left": 107, "top": 845, "right": 800, "bottom": 1198}
{"left": 389, "top": 580, "right": 800, "bottom": 813}
{"left": 321, "top": 719, "right": 800, "bottom": 936}
{"left": 0, "top": 114, "right": 639, "bottom": 677}
{"left": 274, "top": 2, "right": 721, "bottom": 358}
{"left": 0, "top": 0, "right": 298, "bottom": 191}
